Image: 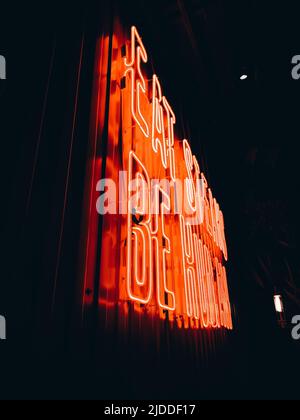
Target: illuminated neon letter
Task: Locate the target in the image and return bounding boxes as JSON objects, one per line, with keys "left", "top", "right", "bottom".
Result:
{"left": 125, "top": 27, "right": 150, "bottom": 138}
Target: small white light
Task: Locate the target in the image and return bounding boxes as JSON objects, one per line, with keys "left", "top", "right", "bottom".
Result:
{"left": 274, "top": 295, "right": 284, "bottom": 313}
{"left": 240, "top": 74, "right": 248, "bottom": 81}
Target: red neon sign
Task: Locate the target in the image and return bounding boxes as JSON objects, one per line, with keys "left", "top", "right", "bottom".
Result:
{"left": 82, "top": 24, "right": 233, "bottom": 331}
{"left": 122, "top": 26, "right": 232, "bottom": 329}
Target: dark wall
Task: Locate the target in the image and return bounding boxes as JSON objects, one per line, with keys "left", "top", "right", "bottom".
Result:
{"left": 0, "top": 0, "right": 104, "bottom": 399}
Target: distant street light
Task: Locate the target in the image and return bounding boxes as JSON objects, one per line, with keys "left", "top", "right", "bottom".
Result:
{"left": 274, "top": 295, "right": 284, "bottom": 313}
{"left": 274, "top": 294, "right": 286, "bottom": 328}
{"left": 240, "top": 74, "right": 248, "bottom": 81}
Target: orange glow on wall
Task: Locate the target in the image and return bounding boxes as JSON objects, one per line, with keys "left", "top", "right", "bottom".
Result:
{"left": 81, "top": 22, "right": 233, "bottom": 332}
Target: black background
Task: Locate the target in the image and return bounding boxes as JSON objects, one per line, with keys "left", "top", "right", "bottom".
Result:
{"left": 1, "top": 0, "right": 300, "bottom": 400}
